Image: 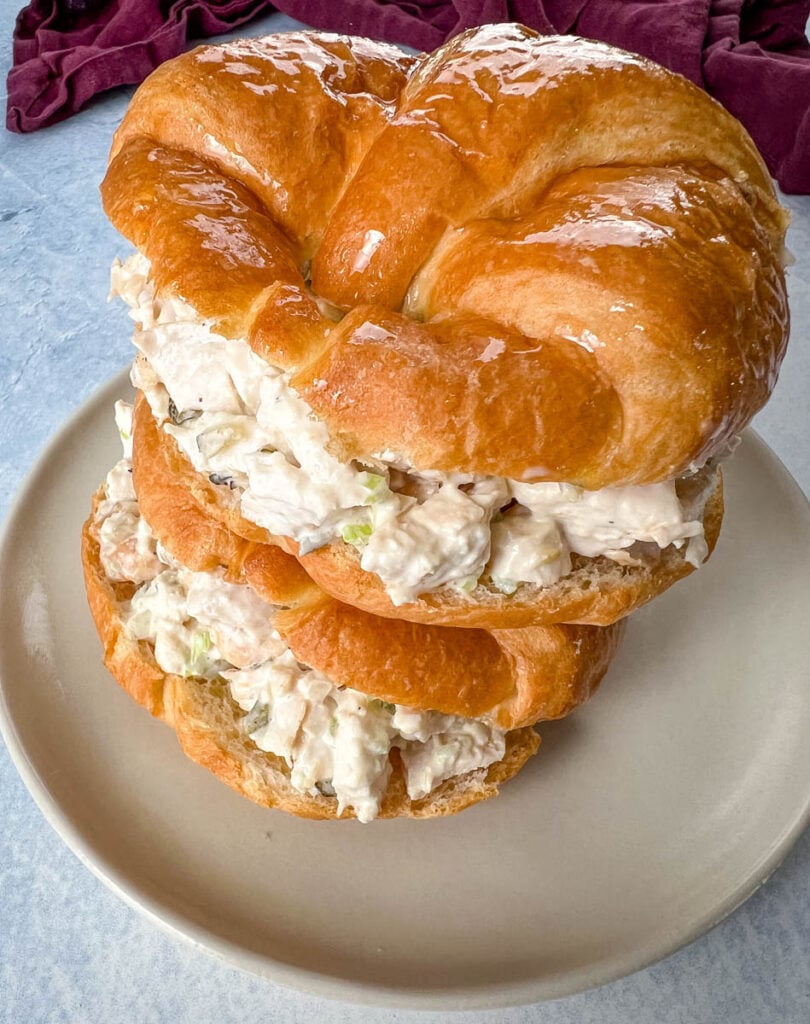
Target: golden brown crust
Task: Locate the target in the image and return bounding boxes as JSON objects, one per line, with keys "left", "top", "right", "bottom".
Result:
{"left": 107, "top": 34, "right": 415, "bottom": 259}
{"left": 274, "top": 599, "right": 623, "bottom": 728}
{"left": 82, "top": 498, "right": 540, "bottom": 820}
{"left": 312, "top": 30, "right": 778, "bottom": 310}
{"left": 135, "top": 392, "right": 721, "bottom": 630}
{"left": 131, "top": 396, "right": 624, "bottom": 727}
{"left": 102, "top": 27, "right": 788, "bottom": 489}
{"left": 301, "top": 166, "right": 787, "bottom": 486}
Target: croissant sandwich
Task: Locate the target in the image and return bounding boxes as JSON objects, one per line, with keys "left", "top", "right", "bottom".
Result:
{"left": 99, "top": 26, "right": 789, "bottom": 628}
{"left": 98, "top": 25, "right": 790, "bottom": 629}
{"left": 98, "top": 25, "right": 790, "bottom": 622}
{"left": 82, "top": 402, "right": 623, "bottom": 820}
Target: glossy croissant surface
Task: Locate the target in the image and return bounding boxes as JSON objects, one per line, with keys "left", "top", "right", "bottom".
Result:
{"left": 101, "top": 25, "right": 789, "bottom": 492}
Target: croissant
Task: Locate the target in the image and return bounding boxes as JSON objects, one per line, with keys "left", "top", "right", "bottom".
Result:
{"left": 101, "top": 25, "right": 788, "bottom": 626}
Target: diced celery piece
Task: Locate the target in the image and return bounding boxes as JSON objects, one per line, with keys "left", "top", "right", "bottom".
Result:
{"left": 184, "top": 630, "right": 212, "bottom": 676}
{"left": 341, "top": 522, "right": 373, "bottom": 550}
{"left": 360, "top": 472, "right": 388, "bottom": 505}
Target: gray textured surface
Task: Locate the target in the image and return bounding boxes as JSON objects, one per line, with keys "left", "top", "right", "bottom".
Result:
{"left": 1, "top": 6, "right": 808, "bottom": 1022}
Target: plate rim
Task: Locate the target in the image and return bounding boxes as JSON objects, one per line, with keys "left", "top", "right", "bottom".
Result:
{"left": 1, "top": 370, "right": 809, "bottom": 1011}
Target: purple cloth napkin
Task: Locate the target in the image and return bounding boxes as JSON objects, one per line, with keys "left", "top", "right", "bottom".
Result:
{"left": 6, "top": 1, "right": 810, "bottom": 193}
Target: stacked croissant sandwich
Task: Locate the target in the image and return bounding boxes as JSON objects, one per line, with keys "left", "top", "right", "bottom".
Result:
{"left": 81, "top": 25, "right": 789, "bottom": 822}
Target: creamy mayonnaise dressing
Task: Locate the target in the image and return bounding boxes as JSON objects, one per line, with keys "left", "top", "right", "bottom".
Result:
{"left": 96, "top": 402, "right": 163, "bottom": 583}
{"left": 94, "top": 412, "right": 506, "bottom": 821}
{"left": 111, "top": 253, "right": 713, "bottom": 605}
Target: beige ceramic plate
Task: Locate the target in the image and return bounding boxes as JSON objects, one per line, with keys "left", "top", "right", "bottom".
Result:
{"left": 1, "top": 371, "right": 809, "bottom": 1010}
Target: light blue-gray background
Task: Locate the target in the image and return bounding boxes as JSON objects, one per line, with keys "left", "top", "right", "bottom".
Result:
{"left": 1, "top": 5, "right": 808, "bottom": 1022}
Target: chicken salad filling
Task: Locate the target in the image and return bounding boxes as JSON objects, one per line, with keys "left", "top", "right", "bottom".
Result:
{"left": 95, "top": 403, "right": 507, "bottom": 821}
{"left": 112, "top": 252, "right": 715, "bottom": 606}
